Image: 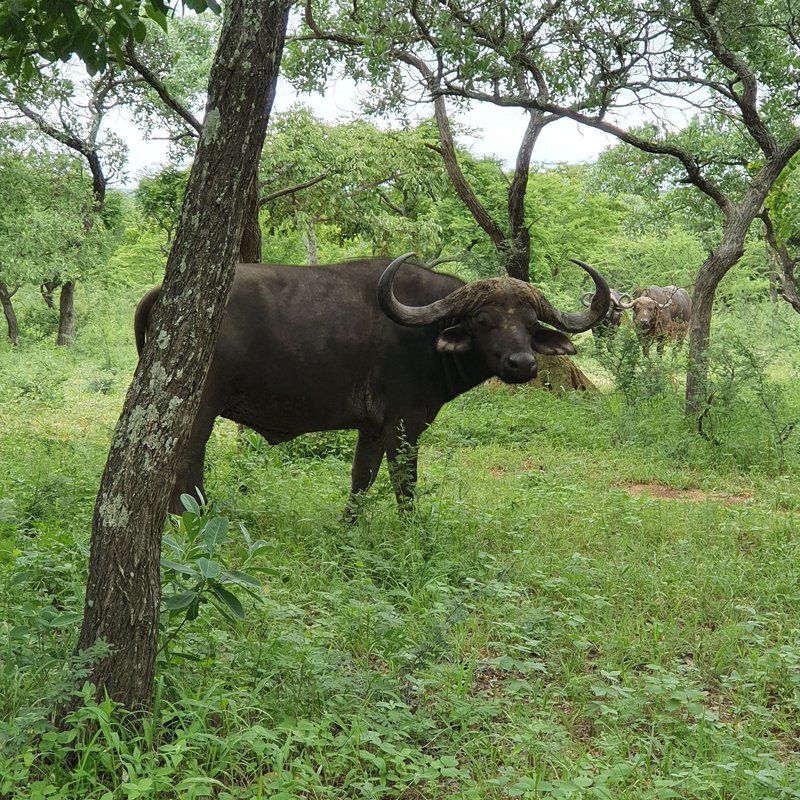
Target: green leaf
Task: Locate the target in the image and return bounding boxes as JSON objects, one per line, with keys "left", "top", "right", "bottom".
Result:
{"left": 210, "top": 583, "right": 245, "bottom": 620}
{"left": 162, "top": 590, "right": 198, "bottom": 611}
{"left": 160, "top": 557, "right": 197, "bottom": 576}
{"left": 180, "top": 493, "right": 201, "bottom": 515}
{"left": 144, "top": 4, "right": 169, "bottom": 33}
{"left": 221, "top": 569, "right": 262, "bottom": 588}
{"left": 49, "top": 611, "right": 83, "bottom": 628}
{"left": 132, "top": 19, "right": 147, "bottom": 43}
{"left": 203, "top": 516, "right": 229, "bottom": 550}
{"left": 196, "top": 557, "right": 221, "bottom": 579}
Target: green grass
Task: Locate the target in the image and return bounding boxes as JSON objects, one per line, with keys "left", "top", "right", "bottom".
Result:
{"left": 1, "top": 292, "right": 800, "bottom": 799}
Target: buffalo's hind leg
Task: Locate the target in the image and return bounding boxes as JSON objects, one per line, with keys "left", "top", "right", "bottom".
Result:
{"left": 344, "top": 429, "right": 385, "bottom": 522}
{"left": 170, "top": 404, "right": 219, "bottom": 515}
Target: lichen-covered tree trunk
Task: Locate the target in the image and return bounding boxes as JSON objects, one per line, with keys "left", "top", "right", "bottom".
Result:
{"left": 56, "top": 280, "right": 75, "bottom": 346}
{"left": 74, "top": 0, "right": 291, "bottom": 710}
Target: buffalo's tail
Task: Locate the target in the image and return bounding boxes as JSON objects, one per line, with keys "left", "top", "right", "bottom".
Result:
{"left": 134, "top": 287, "right": 161, "bottom": 357}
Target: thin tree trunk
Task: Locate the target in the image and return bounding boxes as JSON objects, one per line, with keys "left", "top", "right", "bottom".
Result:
{"left": 302, "top": 217, "right": 319, "bottom": 265}
{"left": 56, "top": 280, "right": 75, "bottom": 346}
{"left": 761, "top": 209, "right": 800, "bottom": 313}
{"left": 41, "top": 277, "right": 58, "bottom": 309}
{"left": 768, "top": 249, "right": 779, "bottom": 304}
{"left": 0, "top": 282, "right": 19, "bottom": 346}
{"left": 74, "top": 0, "right": 291, "bottom": 711}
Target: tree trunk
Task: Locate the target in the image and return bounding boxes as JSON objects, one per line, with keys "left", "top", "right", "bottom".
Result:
{"left": 0, "top": 282, "right": 19, "bottom": 346}
{"left": 685, "top": 243, "right": 744, "bottom": 416}
{"left": 761, "top": 209, "right": 800, "bottom": 313}
{"left": 302, "top": 217, "right": 319, "bottom": 265}
{"left": 74, "top": 0, "right": 291, "bottom": 711}
{"left": 56, "top": 280, "right": 75, "bottom": 346}
{"left": 239, "top": 171, "right": 263, "bottom": 262}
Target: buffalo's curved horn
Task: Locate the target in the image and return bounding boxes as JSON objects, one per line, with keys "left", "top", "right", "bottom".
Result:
{"left": 533, "top": 259, "right": 611, "bottom": 333}
{"left": 377, "top": 252, "right": 466, "bottom": 326}
{"left": 618, "top": 292, "right": 635, "bottom": 309}
{"left": 580, "top": 291, "right": 594, "bottom": 308}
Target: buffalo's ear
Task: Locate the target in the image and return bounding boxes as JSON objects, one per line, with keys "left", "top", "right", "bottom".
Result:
{"left": 436, "top": 324, "right": 472, "bottom": 353}
{"left": 532, "top": 327, "right": 576, "bottom": 355}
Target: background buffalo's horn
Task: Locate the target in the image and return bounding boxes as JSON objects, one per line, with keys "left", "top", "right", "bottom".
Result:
{"left": 580, "top": 291, "right": 594, "bottom": 308}
{"left": 377, "top": 252, "right": 466, "bottom": 326}
{"left": 533, "top": 259, "right": 611, "bottom": 333}
{"left": 618, "top": 291, "right": 635, "bottom": 308}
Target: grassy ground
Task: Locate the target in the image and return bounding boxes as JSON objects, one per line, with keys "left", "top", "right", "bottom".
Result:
{"left": 1, "top": 288, "right": 800, "bottom": 799}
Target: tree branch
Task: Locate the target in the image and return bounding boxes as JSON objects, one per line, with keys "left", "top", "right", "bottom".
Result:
{"left": 124, "top": 38, "right": 203, "bottom": 136}
{"left": 258, "top": 172, "right": 328, "bottom": 206}
{"left": 761, "top": 208, "right": 800, "bottom": 312}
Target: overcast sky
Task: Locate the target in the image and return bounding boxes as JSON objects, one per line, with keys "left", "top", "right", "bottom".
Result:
{"left": 114, "top": 73, "right": 617, "bottom": 187}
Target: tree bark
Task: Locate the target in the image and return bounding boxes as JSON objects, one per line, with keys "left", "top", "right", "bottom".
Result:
{"left": 41, "top": 277, "right": 59, "bottom": 309}
{"left": 685, "top": 241, "right": 744, "bottom": 416}
{"left": 768, "top": 250, "right": 779, "bottom": 304}
{"left": 56, "top": 280, "right": 75, "bottom": 346}
{"left": 302, "top": 217, "right": 319, "bottom": 265}
{"left": 74, "top": 0, "right": 291, "bottom": 711}
{"left": 239, "top": 171, "right": 263, "bottom": 263}
{"left": 0, "top": 282, "right": 19, "bottom": 346}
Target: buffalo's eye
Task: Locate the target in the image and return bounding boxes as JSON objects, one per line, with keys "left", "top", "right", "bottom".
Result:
{"left": 475, "top": 311, "right": 494, "bottom": 328}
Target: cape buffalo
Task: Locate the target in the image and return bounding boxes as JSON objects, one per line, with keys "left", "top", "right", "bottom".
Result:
{"left": 581, "top": 288, "right": 633, "bottom": 339}
{"left": 622, "top": 285, "right": 692, "bottom": 355}
{"left": 135, "top": 254, "right": 610, "bottom": 515}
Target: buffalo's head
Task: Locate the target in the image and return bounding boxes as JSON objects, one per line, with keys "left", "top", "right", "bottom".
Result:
{"left": 626, "top": 289, "right": 677, "bottom": 334}
{"left": 377, "top": 254, "right": 611, "bottom": 384}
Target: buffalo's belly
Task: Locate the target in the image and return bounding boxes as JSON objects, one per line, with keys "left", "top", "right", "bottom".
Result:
{"left": 221, "top": 378, "right": 378, "bottom": 440}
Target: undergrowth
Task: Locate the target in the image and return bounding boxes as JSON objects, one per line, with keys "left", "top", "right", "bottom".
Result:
{"left": 1, "top": 292, "right": 800, "bottom": 798}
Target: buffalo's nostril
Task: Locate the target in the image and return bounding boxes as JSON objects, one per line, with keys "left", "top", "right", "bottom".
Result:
{"left": 506, "top": 352, "right": 536, "bottom": 374}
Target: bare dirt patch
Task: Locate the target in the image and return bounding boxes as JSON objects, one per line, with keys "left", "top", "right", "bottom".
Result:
{"left": 618, "top": 482, "right": 752, "bottom": 505}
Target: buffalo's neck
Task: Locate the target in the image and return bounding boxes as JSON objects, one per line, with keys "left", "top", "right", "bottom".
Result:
{"left": 436, "top": 330, "right": 492, "bottom": 401}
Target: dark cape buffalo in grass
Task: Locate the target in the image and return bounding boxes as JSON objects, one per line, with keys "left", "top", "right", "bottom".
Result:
{"left": 135, "top": 254, "right": 610, "bottom": 515}
{"left": 624, "top": 285, "right": 692, "bottom": 355}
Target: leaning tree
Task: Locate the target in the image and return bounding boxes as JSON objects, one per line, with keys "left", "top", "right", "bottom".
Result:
{"left": 3, "top": 0, "right": 293, "bottom": 709}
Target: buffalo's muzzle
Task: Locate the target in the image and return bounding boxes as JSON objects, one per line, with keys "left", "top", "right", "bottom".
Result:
{"left": 503, "top": 352, "right": 537, "bottom": 383}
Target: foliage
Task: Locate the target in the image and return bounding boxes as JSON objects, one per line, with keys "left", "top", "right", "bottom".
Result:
{"left": 135, "top": 166, "right": 189, "bottom": 258}
{"left": 0, "top": 126, "right": 109, "bottom": 306}
{"left": 160, "top": 494, "right": 269, "bottom": 654}
{"left": 260, "top": 108, "right": 446, "bottom": 263}
{"left": 0, "top": 0, "right": 220, "bottom": 77}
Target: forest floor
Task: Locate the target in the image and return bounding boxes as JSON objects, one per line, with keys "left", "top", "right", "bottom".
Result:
{"left": 1, "top": 300, "right": 800, "bottom": 799}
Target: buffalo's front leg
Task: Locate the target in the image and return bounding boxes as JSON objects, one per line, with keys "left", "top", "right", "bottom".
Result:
{"left": 386, "top": 424, "right": 421, "bottom": 513}
{"left": 344, "top": 430, "right": 385, "bottom": 521}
